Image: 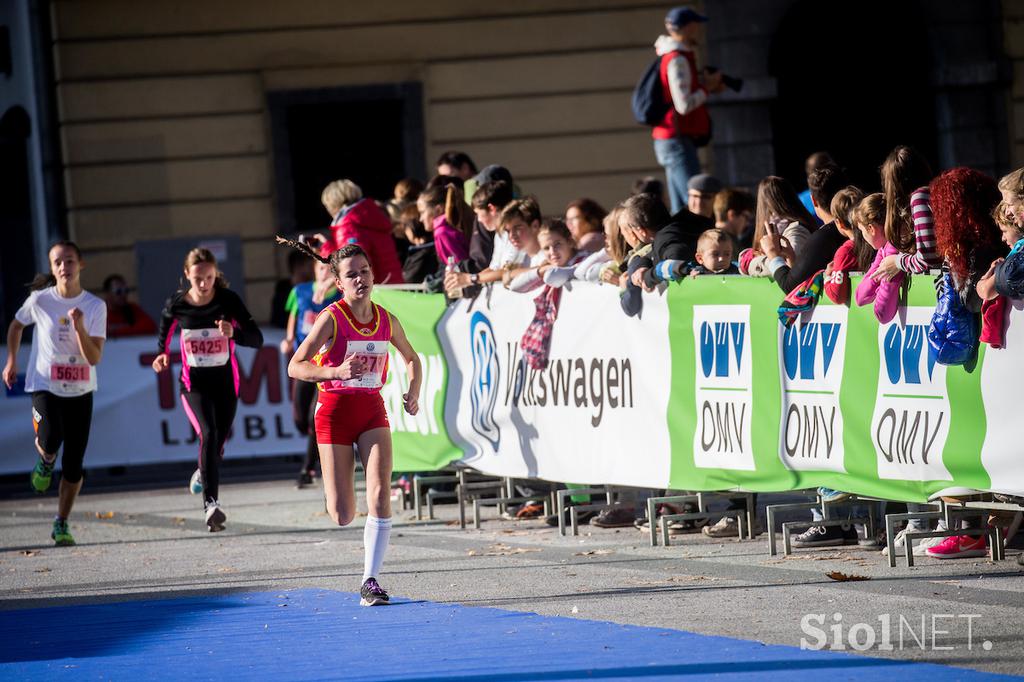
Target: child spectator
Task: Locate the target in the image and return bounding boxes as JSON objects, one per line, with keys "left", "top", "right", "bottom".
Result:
{"left": 103, "top": 274, "right": 157, "bottom": 338}
{"left": 713, "top": 187, "right": 755, "bottom": 251}
{"left": 385, "top": 177, "right": 424, "bottom": 224}
{"left": 574, "top": 205, "right": 626, "bottom": 285}
{"left": 763, "top": 164, "right": 850, "bottom": 293}
{"left": 564, "top": 198, "right": 608, "bottom": 254}
{"left": 739, "top": 176, "right": 817, "bottom": 277}
{"left": 654, "top": 228, "right": 738, "bottom": 281}
{"left": 417, "top": 182, "right": 471, "bottom": 266}
{"left": 518, "top": 220, "right": 587, "bottom": 370}
{"left": 500, "top": 197, "right": 545, "bottom": 289}
{"left": 823, "top": 187, "right": 872, "bottom": 305}
{"left": 629, "top": 192, "right": 713, "bottom": 291}
{"left": 853, "top": 194, "right": 901, "bottom": 323}
{"left": 978, "top": 200, "right": 1024, "bottom": 303}
{"left": 510, "top": 220, "right": 587, "bottom": 293}
{"left": 398, "top": 205, "right": 438, "bottom": 284}
{"left": 870, "top": 145, "right": 937, "bottom": 281}
{"left": 444, "top": 180, "right": 518, "bottom": 295}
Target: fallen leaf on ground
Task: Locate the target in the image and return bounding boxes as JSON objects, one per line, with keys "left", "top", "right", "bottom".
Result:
{"left": 826, "top": 571, "right": 870, "bottom": 582}
{"left": 19, "top": 551, "right": 36, "bottom": 557}
{"left": 171, "top": 517, "right": 186, "bottom": 525}
{"left": 94, "top": 511, "right": 115, "bottom": 519}
{"left": 667, "top": 575, "right": 716, "bottom": 583}
{"left": 574, "top": 549, "right": 614, "bottom": 556}
{"left": 34, "top": 567, "right": 51, "bottom": 573}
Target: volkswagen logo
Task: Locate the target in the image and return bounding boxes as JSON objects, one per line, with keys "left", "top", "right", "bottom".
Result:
{"left": 469, "top": 311, "right": 500, "bottom": 451}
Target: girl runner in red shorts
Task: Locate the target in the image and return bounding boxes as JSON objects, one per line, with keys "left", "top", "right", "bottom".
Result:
{"left": 277, "top": 237, "right": 422, "bottom": 606}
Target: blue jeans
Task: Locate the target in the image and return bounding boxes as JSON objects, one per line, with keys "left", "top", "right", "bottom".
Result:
{"left": 653, "top": 136, "right": 701, "bottom": 214}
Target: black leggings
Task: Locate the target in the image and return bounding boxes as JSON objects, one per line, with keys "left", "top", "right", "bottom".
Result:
{"left": 32, "top": 391, "right": 93, "bottom": 484}
{"left": 292, "top": 379, "right": 320, "bottom": 472}
{"left": 182, "top": 389, "right": 237, "bottom": 505}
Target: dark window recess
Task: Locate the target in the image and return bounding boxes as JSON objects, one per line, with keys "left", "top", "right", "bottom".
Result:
{"left": 268, "top": 84, "right": 425, "bottom": 235}
{"left": 0, "top": 107, "right": 36, "bottom": 331}
{"left": 769, "top": 0, "right": 938, "bottom": 191}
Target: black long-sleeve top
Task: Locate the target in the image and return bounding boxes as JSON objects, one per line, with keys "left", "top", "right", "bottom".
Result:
{"left": 771, "top": 221, "right": 846, "bottom": 293}
{"left": 157, "top": 287, "right": 264, "bottom": 392}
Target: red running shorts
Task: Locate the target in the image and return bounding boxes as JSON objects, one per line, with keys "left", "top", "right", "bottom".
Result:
{"left": 314, "top": 390, "right": 390, "bottom": 445}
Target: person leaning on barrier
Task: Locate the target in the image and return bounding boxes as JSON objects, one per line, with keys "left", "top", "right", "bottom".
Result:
{"left": 713, "top": 187, "right": 755, "bottom": 252}
{"left": 628, "top": 194, "right": 714, "bottom": 292}
{"left": 761, "top": 164, "right": 850, "bottom": 293}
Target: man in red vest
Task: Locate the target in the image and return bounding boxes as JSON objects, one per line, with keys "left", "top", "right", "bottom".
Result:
{"left": 652, "top": 7, "right": 723, "bottom": 214}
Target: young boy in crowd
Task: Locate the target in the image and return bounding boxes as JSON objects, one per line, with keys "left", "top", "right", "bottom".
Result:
{"left": 654, "top": 228, "right": 739, "bottom": 280}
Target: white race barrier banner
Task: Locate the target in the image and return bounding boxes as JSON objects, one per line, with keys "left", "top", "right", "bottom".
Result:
{"left": 0, "top": 331, "right": 301, "bottom": 475}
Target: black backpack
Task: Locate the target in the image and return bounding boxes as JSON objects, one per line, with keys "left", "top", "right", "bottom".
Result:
{"left": 631, "top": 56, "right": 670, "bottom": 126}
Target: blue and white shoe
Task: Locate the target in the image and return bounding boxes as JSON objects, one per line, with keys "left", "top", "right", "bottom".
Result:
{"left": 189, "top": 469, "right": 203, "bottom": 495}
{"left": 817, "top": 487, "right": 850, "bottom": 503}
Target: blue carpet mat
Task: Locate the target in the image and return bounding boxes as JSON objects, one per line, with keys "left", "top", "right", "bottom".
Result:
{"left": 0, "top": 588, "right": 1015, "bottom": 680}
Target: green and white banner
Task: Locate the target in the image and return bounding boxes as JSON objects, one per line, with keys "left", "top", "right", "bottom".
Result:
{"left": 409, "top": 277, "right": 1024, "bottom": 503}
{"left": 4, "top": 281, "right": 1013, "bottom": 503}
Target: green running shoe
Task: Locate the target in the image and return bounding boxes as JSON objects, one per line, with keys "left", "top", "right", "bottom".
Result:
{"left": 30, "top": 457, "right": 55, "bottom": 494}
{"left": 51, "top": 518, "right": 75, "bottom": 546}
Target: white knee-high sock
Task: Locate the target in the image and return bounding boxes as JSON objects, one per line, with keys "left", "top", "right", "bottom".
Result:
{"left": 362, "top": 515, "right": 392, "bottom": 582}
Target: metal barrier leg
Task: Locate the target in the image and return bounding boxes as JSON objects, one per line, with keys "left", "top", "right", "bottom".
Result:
{"left": 414, "top": 478, "right": 424, "bottom": 520}
{"left": 767, "top": 506, "right": 777, "bottom": 556}
{"left": 472, "top": 499, "right": 481, "bottom": 530}
{"left": 885, "top": 514, "right": 897, "bottom": 568}
{"left": 647, "top": 497, "right": 658, "bottom": 547}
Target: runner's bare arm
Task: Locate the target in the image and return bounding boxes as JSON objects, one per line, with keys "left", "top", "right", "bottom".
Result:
{"left": 288, "top": 310, "right": 366, "bottom": 382}
{"left": 3, "top": 319, "right": 25, "bottom": 388}
{"left": 389, "top": 315, "right": 422, "bottom": 415}
{"left": 69, "top": 308, "right": 104, "bottom": 365}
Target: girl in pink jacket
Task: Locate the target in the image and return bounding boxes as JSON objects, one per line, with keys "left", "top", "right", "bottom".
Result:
{"left": 854, "top": 193, "right": 903, "bottom": 323}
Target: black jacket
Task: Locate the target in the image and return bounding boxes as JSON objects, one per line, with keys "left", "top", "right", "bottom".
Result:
{"left": 771, "top": 221, "right": 845, "bottom": 293}
{"left": 637, "top": 208, "right": 714, "bottom": 289}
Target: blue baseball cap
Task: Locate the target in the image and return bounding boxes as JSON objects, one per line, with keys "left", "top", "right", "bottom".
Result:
{"left": 665, "top": 7, "right": 708, "bottom": 28}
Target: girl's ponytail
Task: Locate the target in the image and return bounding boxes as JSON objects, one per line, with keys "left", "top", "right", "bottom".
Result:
{"left": 444, "top": 184, "right": 471, "bottom": 238}
{"left": 274, "top": 235, "right": 331, "bottom": 265}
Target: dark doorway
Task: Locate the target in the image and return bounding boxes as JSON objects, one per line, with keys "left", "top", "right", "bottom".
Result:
{"left": 268, "top": 83, "right": 425, "bottom": 234}
{"left": 769, "top": 0, "right": 938, "bottom": 192}
{"left": 0, "top": 107, "right": 37, "bottom": 330}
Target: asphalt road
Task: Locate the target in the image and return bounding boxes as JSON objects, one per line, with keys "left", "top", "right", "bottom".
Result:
{"left": 1, "top": 475, "right": 1022, "bottom": 677}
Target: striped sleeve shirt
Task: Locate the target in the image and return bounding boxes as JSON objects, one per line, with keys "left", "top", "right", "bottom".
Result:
{"left": 897, "top": 188, "right": 941, "bottom": 274}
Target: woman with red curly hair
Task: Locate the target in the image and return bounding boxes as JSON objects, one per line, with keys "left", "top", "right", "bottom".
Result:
{"left": 930, "top": 167, "right": 1003, "bottom": 298}
{"left": 924, "top": 166, "right": 1004, "bottom": 561}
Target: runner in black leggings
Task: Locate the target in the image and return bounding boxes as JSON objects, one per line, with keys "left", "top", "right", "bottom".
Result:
{"left": 3, "top": 241, "right": 107, "bottom": 546}
{"left": 153, "top": 248, "right": 263, "bottom": 531}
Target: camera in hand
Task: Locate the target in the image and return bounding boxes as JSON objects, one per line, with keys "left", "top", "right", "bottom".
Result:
{"left": 705, "top": 66, "right": 743, "bottom": 93}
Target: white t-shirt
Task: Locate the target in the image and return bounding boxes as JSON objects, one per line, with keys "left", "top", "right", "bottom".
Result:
{"left": 489, "top": 231, "right": 528, "bottom": 270}
{"left": 15, "top": 287, "right": 107, "bottom": 395}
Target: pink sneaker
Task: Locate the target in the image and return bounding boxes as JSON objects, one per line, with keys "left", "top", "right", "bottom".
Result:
{"left": 925, "top": 534, "right": 987, "bottom": 559}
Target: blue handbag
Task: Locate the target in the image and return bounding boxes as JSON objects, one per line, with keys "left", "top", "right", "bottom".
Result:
{"left": 927, "top": 268, "right": 978, "bottom": 365}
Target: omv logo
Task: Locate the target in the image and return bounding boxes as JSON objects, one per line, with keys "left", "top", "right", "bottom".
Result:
{"left": 883, "top": 324, "right": 937, "bottom": 385}
{"left": 469, "top": 311, "right": 500, "bottom": 451}
{"left": 783, "top": 323, "right": 840, "bottom": 381}
{"left": 700, "top": 322, "right": 745, "bottom": 378}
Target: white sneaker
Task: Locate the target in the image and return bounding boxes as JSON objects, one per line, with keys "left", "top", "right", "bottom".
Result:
{"left": 702, "top": 516, "right": 739, "bottom": 538}
{"left": 882, "top": 528, "right": 909, "bottom": 556}
{"left": 913, "top": 535, "right": 944, "bottom": 556}
{"left": 189, "top": 468, "right": 204, "bottom": 495}
{"left": 205, "top": 501, "right": 226, "bottom": 532}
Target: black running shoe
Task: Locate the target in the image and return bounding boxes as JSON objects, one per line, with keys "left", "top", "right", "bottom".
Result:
{"left": 297, "top": 470, "right": 313, "bottom": 488}
{"left": 360, "top": 577, "right": 390, "bottom": 606}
